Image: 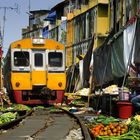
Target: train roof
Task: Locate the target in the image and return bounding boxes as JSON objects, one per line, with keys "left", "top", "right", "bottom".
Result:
{"left": 10, "top": 38, "right": 65, "bottom": 50}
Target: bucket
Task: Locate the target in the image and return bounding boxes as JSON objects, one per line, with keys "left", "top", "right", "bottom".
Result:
{"left": 117, "top": 102, "right": 133, "bottom": 119}
{"left": 119, "top": 92, "right": 130, "bottom": 101}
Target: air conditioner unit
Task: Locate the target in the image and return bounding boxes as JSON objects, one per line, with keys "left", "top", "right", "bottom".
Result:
{"left": 61, "top": 16, "right": 67, "bottom": 21}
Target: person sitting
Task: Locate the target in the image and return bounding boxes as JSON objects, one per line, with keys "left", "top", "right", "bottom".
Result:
{"left": 131, "top": 94, "right": 140, "bottom": 114}
{"left": 129, "top": 63, "right": 140, "bottom": 114}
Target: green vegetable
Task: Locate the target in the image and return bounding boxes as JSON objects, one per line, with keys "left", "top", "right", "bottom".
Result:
{"left": 96, "top": 115, "right": 119, "bottom": 125}
{"left": 36, "top": 106, "right": 44, "bottom": 109}
{"left": 98, "top": 115, "right": 106, "bottom": 119}
{"left": 12, "top": 104, "right": 31, "bottom": 111}
{"left": 0, "top": 112, "right": 17, "bottom": 124}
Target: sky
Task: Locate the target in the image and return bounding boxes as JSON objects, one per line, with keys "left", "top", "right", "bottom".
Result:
{"left": 0, "top": 0, "right": 63, "bottom": 56}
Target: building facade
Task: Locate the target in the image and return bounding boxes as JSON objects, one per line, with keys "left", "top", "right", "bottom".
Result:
{"left": 22, "top": 10, "right": 50, "bottom": 38}
{"left": 21, "top": 0, "right": 140, "bottom": 67}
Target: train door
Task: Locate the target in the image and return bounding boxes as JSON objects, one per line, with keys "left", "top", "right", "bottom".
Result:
{"left": 31, "top": 50, "right": 46, "bottom": 86}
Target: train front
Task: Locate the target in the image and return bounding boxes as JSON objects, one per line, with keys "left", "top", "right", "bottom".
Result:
{"left": 9, "top": 38, "right": 66, "bottom": 104}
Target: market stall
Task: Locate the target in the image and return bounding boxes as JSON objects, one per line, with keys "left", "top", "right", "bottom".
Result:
{"left": 83, "top": 114, "right": 140, "bottom": 140}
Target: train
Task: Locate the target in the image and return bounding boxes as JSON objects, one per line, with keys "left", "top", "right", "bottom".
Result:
{"left": 3, "top": 38, "right": 66, "bottom": 104}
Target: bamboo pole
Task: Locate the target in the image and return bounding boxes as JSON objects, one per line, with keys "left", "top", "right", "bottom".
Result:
{"left": 69, "top": 65, "right": 75, "bottom": 93}
{"left": 87, "top": 74, "right": 94, "bottom": 107}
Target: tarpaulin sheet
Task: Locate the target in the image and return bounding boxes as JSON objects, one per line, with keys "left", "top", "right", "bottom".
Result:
{"left": 134, "top": 18, "right": 140, "bottom": 63}
{"left": 94, "top": 43, "right": 113, "bottom": 85}
{"left": 111, "top": 33, "right": 126, "bottom": 77}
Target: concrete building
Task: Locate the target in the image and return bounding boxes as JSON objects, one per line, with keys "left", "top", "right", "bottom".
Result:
{"left": 108, "top": 0, "right": 139, "bottom": 33}
{"left": 22, "top": 10, "right": 50, "bottom": 38}
{"left": 21, "top": 0, "right": 140, "bottom": 67}
{"left": 64, "top": 0, "right": 109, "bottom": 66}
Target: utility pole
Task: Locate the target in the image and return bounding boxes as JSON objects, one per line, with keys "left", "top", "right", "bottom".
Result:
{"left": 29, "top": 0, "right": 31, "bottom": 12}
{"left": 0, "top": 4, "right": 19, "bottom": 94}
{"left": 0, "top": 4, "right": 19, "bottom": 47}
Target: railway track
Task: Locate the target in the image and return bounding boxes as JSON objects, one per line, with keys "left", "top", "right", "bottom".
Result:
{"left": 0, "top": 107, "right": 92, "bottom": 140}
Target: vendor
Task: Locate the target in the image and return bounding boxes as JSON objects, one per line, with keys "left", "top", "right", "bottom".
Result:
{"left": 131, "top": 94, "right": 140, "bottom": 113}
{"left": 130, "top": 63, "right": 140, "bottom": 113}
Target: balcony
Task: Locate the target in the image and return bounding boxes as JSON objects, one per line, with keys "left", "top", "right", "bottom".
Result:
{"left": 89, "top": 0, "right": 97, "bottom": 9}
{"left": 73, "top": 9, "right": 81, "bottom": 17}
{"left": 67, "top": 13, "right": 74, "bottom": 20}
{"left": 98, "top": 0, "right": 108, "bottom": 4}
{"left": 81, "top": 5, "right": 88, "bottom": 13}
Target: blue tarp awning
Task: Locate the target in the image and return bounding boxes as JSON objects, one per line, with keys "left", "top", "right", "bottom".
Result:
{"left": 42, "top": 26, "right": 48, "bottom": 38}
{"left": 45, "top": 11, "right": 56, "bottom": 21}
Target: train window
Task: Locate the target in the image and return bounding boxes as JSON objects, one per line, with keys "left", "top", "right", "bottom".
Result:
{"left": 14, "top": 52, "right": 29, "bottom": 67}
{"left": 34, "top": 53, "right": 43, "bottom": 67}
{"left": 48, "top": 52, "right": 62, "bottom": 67}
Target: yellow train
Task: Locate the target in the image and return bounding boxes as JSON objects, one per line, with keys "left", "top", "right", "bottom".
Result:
{"left": 3, "top": 38, "right": 66, "bottom": 104}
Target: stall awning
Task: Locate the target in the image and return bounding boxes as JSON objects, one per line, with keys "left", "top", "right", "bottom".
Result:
{"left": 42, "top": 26, "right": 48, "bottom": 38}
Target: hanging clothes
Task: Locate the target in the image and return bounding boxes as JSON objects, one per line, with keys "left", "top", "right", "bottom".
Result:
{"left": 123, "top": 20, "right": 136, "bottom": 69}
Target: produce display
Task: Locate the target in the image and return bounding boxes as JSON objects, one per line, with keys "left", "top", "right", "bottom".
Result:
{"left": 49, "top": 106, "right": 63, "bottom": 113}
{"left": 0, "top": 100, "right": 139, "bottom": 140}
{"left": 84, "top": 115, "right": 127, "bottom": 138}
{"left": 11, "top": 104, "right": 31, "bottom": 111}
{"left": 102, "top": 85, "right": 119, "bottom": 94}
{"left": 85, "top": 115, "right": 120, "bottom": 128}
{"left": 70, "top": 98, "right": 86, "bottom": 106}
{"left": 75, "top": 88, "right": 90, "bottom": 96}
{"left": 96, "top": 118, "right": 140, "bottom": 139}
{"left": 35, "top": 106, "right": 45, "bottom": 109}
{"left": 101, "top": 85, "right": 130, "bottom": 95}
{"left": 64, "top": 93, "right": 81, "bottom": 100}
{"left": 0, "top": 112, "right": 17, "bottom": 124}
{"left": 84, "top": 114, "right": 140, "bottom": 140}
{"left": 0, "top": 104, "right": 31, "bottom": 112}
{"left": 0, "top": 104, "right": 31, "bottom": 125}
{"left": 92, "top": 122, "right": 128, "bottom": 138}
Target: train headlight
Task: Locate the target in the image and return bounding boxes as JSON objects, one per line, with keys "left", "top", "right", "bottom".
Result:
{"left": 15, "top": 82, "right": 20, "bottom": 87}
{"left": 58, "top": 82, "right": 62, "bottom": 87}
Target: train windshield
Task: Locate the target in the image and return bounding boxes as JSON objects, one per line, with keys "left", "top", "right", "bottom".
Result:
{"left": 48, "top": 52, "right": 63, "bottom": 67}
{"left": 14, "top": 51, "right": 30, "bottom": 67}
